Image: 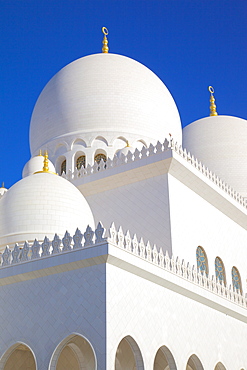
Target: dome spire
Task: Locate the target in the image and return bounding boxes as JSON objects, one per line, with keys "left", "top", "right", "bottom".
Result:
{"left": 208, "top": 86, "right": 218, "bottom": 116}
{"left": 34, "top": 151, "right": 56, "bottom": 175}
{"left": 102, "top": 27, "right": 109, "bottom": 53}
{"left": 43, "top": 150, "right": 49, "bottom": 172}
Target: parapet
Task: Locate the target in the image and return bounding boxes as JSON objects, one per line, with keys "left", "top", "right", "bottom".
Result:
{"left": 62, "top": 139, "right": 247, "bottom": 209}
{"left": 0, "top": 222, "right": 246, "bottom": 311}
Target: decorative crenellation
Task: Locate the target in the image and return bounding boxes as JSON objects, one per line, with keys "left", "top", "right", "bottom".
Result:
{"left": 61, "top": 138, "right": 247, "bottom": 209}
{"left": 61, "top": 139, "right": 170, "bottom": 182}
{"left": 0, "top": 223, "right": 107, "bottom": 268}
{"left": 1, "top": 222, "right": 246, "bottom": 309}
{"left": 108, "top": 223, "right": 247, "bottom": 308}
{"left": 0, "top": 226, "right": 93, "bottom": 266}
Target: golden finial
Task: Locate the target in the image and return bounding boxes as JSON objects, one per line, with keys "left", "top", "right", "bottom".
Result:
{"left": 102, "top": 27, "right": 109, "bottom": 53}
{"left": 34, "top": 150, "right": 57, "bottom": 175}
{"left": 1, "top": 182, "right": 4, "bottom": 188}
{"left": 38, "top": 150, "right": 42, "bottom": 156}
{"left": 43, "top": 150, "right": 49, "bottom": 172}
{"left": 126, "top": 141, "right": 130, "bottom": 147}
{"left": 208, "top": 86, "right": 218, "bottom": 116}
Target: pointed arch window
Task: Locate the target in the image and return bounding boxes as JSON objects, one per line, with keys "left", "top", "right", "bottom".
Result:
{"left": 232, "top": 266, "right": 242, "bottom": 293}
{"left": 94, "top": 153, "right": 107, "bottom": 164}
{"left": 61, "top": 160, "right": 66, "bottom": 174}
{"left": 196, "top": 246, "right": 208, "bottom": 275}
{"left": 215, "top": 257, "right": 226, "bottom": 285}
{"left": 76, "top": 155, "right": 86, "bottom": 170}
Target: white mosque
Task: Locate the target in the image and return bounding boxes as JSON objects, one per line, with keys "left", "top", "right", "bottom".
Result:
{"left": 0, "top": 28, "right": 247, "bottom": 370}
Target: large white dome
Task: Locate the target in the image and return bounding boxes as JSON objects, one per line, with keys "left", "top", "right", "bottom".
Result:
{"left": 30, "top": 53, "right": 182, "bottom": 155}
{"left": 0, "top": 172, "right": 95, "bottom": 249}
{"left": 183, "top": 115, "right": 247, "bottom": 198}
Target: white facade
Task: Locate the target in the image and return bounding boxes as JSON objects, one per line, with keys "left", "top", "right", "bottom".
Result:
{"left": 0, "top": 48, "right": 246, "bottom": 370}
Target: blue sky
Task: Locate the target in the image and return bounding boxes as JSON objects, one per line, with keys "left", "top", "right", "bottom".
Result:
{"left": 0, "top": 0, "right": 246, "bottom": 188}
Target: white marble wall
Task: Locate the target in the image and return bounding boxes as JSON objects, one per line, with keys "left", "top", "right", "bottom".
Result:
{"left": 86, "top": 174, "right": 172, "bottom": 254}
{"left": 0, "top": 263, "right": 107, "bottom": 370}
{"left": 0, "top": 238, "right": 246, "bottom": 369}
{"left": 106, "top": 262, "right": 247, "bottom": 369}
{"left": 168, "top": 174, "right": 247, "bottom": 287}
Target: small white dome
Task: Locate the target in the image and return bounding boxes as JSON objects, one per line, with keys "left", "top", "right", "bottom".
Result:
{"left": 116, "top": 145, "right": 135, "bottom": 158}
{"left": 22, "top": 155, "right": 56, "bottom": 178}
{"left": 0, "top": 173, "right": 95, "bottom": 249}
{"left": 183, "top": 115, "right": 247, "bottom": 198}
{"left": 30, "top": 53, "right": 182, "bottom": 155}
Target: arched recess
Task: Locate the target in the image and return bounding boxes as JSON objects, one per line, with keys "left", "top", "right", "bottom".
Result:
{"left": 186, "top": 354, "right": 204, "bottom": 370}
{"left": 54, "top": 142, "right": 69, "bottom": 156}
{"left": 56, "top": 155, "right": 67, "bottom": 175}
{"left": 153, "top": 345, "right": 177, "bottom": 370}
{"left": 0, "top": 342, "right": 37, "bottom": 370}
{"left": 49, "top": 333, "right": 96, "bottom": 370}
{"left": 72, "top": 138, "right": 87, "bottom": 149}
{"left": 137, "top": 139, "right": 147, "bottom": 147}
{"left": 232, "top": 266, "right": 242, "bottom": 293}
{"left": 132, "top": 139, "right": 147, "bottom": 151}
{"left": 115, "top": 335, "right": 144, "bottom": 370}
{"left": 74, "top": 151, "right": 86, "bottom": 170}
{"left": 196, "top": 246, "right": 208, "bottom": 276}
{"left": 214, "top": 362, "right": 226, "bottom": 370}
{"left": 112, "top": 137, "right": 128, "bottom": 147}
{"left": 91, "top": 136, "right": 108, "bottom": 147}
{"left": 215, "top": 257, "right": 226, "bottom": 286}
{"left": 94, "top": 149, "right": 107, "bottom": 164}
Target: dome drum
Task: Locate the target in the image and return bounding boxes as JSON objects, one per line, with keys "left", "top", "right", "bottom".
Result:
{"left": 40, "top": 132, "right": 151, "bottom": 175}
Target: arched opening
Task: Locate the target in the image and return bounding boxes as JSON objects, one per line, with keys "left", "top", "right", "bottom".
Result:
{"left": 76, "top": 155, "right": 86, "bottom": 170}
{"left": 115, "top": 336, "right": 144, "bottom": 370}
{"left": 153, "top": 345, "right": 177, "bottom": 369}
{"left": 49, "top": 334, "right": 96, "bottom": 370}
{"left": 112, "top": 137, "right": 128, "bottom": 150}
{"left": 215, "top": 257, "right": 226, "bottom": 285}
{"left": 54, "top": 142, "right": 68, "bottom": 156}
{"left": 61, "top": 159, "right": 66, "bottom": 174}
{"left": 232, "top": 266, "right": 242, "bottom": 293}
{"left": 94, "top": 153, "right": 107, "bottom": 164}
{"left": 0, "top": 343, "right": 36, "bottom": 370}
{"left": 72, "top": 138, "right": 87, "bottom": 148}
{"left": 196, "top": 246, "right": 208, "bottom": 276}
{"left": 56, "top": 155, "right": 67, "bottom": 175}
{"left": 136, "top": 139, "right": 147, "bottom": 150}
{"left": 186, "top": 354, "right": 204, "bottom": 370}
{"left": 92, "top": 136, "right": 108, "bottom": 146}
{"left": 214, "top": 362, "right": 226, "bottom": 370}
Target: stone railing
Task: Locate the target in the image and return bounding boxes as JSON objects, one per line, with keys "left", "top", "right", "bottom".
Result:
{"left": 0, "top": 223, "right": 107, "bottom": 267}
{"left": 1, "top": 222, "right": 246, "bottom": 309}
{"left": 62, "top": 139, "right": 247, "bottom": 209}
{"left": 171, "top": 140, "right": 247, "bottom": 208}
{"left": 108, "top": 223, "right": 247, "bottom": 308}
